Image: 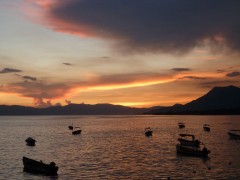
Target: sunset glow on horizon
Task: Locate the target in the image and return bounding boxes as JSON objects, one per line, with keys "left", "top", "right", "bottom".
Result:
{"left": 1, "top": 0, "right": 240, "bottom": 108}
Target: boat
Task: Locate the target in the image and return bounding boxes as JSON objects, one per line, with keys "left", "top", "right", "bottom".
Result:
{"left": 68, "top": 123, "right": 73, "bottom": 130}
{"left": 145, "top": 127, "right": 153, "bottom": 137}
{"left": 22, "top": 156, "right": 58, "bottom": 175}
{"left": 25, "top": 137, "right": 36, "bottom": 146}
{"left": 203, "top": 124, "right": 210, "bottom": 131}
{"left": 176, "top": 144, "right": 210, "bottom": 157}
{"left": 178, "top": 134, "right": 201, "bottom": 147}
{"left": 228, "top": 130, "right": 240, "bottom": 139}
{"left": 178, "top": 122, "right": 185, "bottom": 129}
{"left": 72, "top": 127, "right": 82, "bottom": 135}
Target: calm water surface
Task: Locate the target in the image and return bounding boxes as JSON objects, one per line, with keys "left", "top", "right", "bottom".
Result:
{"left": 0, "top": 115, "right": 240, "bottom": 179}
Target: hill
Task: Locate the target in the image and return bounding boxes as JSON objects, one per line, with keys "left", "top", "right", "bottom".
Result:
{"left": 0, "top": 103, "right": 150, "bottom": 115}
{"left": 147, "top": 85, "right": 240, "bottom": 115}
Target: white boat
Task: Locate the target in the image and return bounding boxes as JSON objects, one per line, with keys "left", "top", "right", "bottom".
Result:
{"left": 228, "top": 130, "right": 240, "bottom": 139}
{"left": 178, "top": 134, "right": 201, "bottom": 147}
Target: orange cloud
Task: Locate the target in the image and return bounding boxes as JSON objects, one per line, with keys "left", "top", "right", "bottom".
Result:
{"left": 0, "top": 70, "right": 226, "bottom": 107}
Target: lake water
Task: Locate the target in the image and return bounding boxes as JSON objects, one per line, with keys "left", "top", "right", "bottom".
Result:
{"left": 0, "top": 115, "right": 240, "bottom": 179}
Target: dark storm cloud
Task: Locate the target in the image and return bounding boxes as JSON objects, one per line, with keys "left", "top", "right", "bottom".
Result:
{"left": 171, "top": 68, "right": 191, "bottom": 72}
{"left": 45, "top": 0, "right": 240, "bottom": 53}
{"left": 0, "top": 68, "right": 22, "bottom": 73}
{"left": 226, "top": 71, "right": 240, "bottom": 77}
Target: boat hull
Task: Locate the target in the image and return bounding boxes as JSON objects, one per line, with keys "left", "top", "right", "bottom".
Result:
{"left": 176, "top": 144, "right": 210, "bottom": 157}
{"left": 178, "top": 125, "right": 185, "bottom": 129}
{"left": 178, "top": 138, "right": 200, "bottom": 147}
{"left": 72, "top": 130, "right": 81, "bottom": 135}
{"left": 22, "top": 156, "right": 58, "bottom": 176}
{"left": 228, "top": 132, "right": 240, "bottom": 139}
{"left": 25, "top": 137, "right": 36, "bottom": 146}
{"left": 203, "top": 127, "right": 210, "bottom": 131}
{"left": 145, "top": 131, "right": 153, "bottom": 137}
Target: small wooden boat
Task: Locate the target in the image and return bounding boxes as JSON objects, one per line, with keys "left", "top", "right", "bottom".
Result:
{"left": 25, "top": 137, "right": 36, "bottom": 146}
{"left": 203, "top": 124, "right": 210, "bottom": 131}
{"left": 22, "top": 156, "right": 58, "bottom": 175}
{"left": 68, "top": 123, "right": 73, "bottom": 130}
{"left": 178, "top": 122, "right": 185, "bottom": 129}
{"left": 228, "top": 130, "right": 240, "bottom": 139}
{"left": 145, "top": 127, "right": 153, "bottom": 137}
{"left": 176, "top": 144, "right": 210, "bottom": 157}
{"left": 178, "top": 134, "right": 201, "bottom": 147}
{"left": 72, "top": 127, "right": 82, "bottom": 135}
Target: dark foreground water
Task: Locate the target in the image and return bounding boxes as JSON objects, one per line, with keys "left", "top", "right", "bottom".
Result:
{"left": 0, "top": 115, "right": 240, "bottom": 179}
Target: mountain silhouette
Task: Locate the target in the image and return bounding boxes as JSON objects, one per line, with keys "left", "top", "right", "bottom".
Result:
{"left": 1, "top": 85, "right": 240, "bottom": 115}
{"left": 0, "top": 103, "right": 151, "bottom": 115}
{"left": 147, "top": 85, "right": 240, "bottom": 115}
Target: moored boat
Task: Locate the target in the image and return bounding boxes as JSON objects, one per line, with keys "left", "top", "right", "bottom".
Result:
{"left": 72, "top": 127, "right": 81, "bottom": 135}
{"left": 68, "top": 123, "right": 73, "bottom": 130}
{"left": 25, "top": 137, "right": 36, "bottom": 146}
{"left": 178, "top": 122, "right": 185, "bottom": 129}
{"left": 176, "top": 144, "right": 210, "bottom": 157}
{"left": 178, "top": 134, "right": 201, "bottom": 147}
{"left": 22, "top": 156, "right": 58, "bottom": 176}
{"left": 145, "top": 127, "right": 153, "bottom": 137}
{"left": 203, "top": 124, "right": 210, "bottom": 131}
{"left": 228, "top": 130, "right": 240, "bottom": 139}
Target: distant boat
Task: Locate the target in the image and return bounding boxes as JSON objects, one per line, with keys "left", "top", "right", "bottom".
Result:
{"left": 178, "top": 122, "right": 185, "bottom": 129}
{"left": 68, "top": 123, "right": 73, "bottom": 130}
{"left": 228, "top": 130, "right": 240, "bottom": 139}
{"left": 178, "top": 134, "right": 201, "bottom": 147}
{"left": 72, "top": 127, "right": 82, "bottom": 135}
{"left": 22, "top": 156, "right": 58, "bottom": 176}
{"left": 25, "top": 137, "right": 36, "bottom": 146}
{"left": 203, "top": 124, "right": 210, "bottom": 131}
{"left": 176, "top": 144, "right": 210, "bottom": 157}
{"left": 145, "top": 127, "right": 153, "bottom": 137}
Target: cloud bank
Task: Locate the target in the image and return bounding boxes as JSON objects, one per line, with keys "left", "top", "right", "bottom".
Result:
{"left": 27, "top": 0, "right": 240, "bottom": 54}
{"left": 0, "top": 68, "right": 22, "bottom": 74}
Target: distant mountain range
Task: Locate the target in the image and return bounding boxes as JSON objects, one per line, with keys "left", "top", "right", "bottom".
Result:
{"left": 1, "top": 85, "right": 240, "bottom": 115}
{"left": 0, "top": 103, "right": 157, "bottom": 115}
{"left": 146, "top": 85, "right": 240, "bottom": 115}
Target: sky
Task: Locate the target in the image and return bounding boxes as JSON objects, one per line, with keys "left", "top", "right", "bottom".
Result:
{"left": 0, "top": 0, "right": 240, "bottom": 108}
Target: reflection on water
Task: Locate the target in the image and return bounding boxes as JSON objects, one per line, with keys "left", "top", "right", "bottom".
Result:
{"left": 0, "top": 115, "right": 240, "bottom": 179}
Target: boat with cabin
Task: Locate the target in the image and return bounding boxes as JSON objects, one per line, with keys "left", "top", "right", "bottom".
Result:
{"left": 72, "top": 127, "right": 82, "bottom": 135}
{"left": 178, "top": 134, "right": 201, "bottom": 147}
